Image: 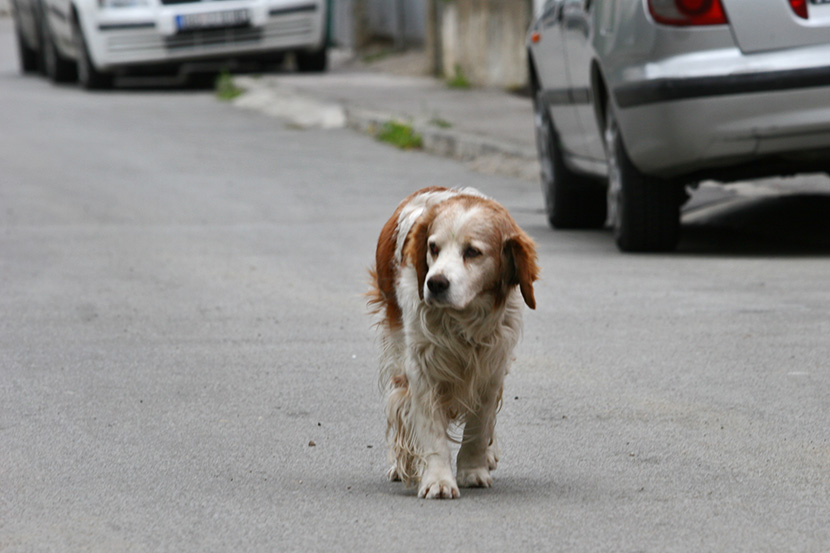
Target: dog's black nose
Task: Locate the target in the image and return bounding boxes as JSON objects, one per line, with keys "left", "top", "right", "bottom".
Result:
{"left": 427, "top": 275, "right": 450, "bottom": 295}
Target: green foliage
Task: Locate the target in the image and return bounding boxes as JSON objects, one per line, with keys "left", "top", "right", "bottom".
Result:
{"left": 446, "top": 64, "right": 471, "bottom": 89}
{"left": 375, "top": 121, "right": 423, "bottom": 150}
{"left": 215, "top": 70, "right": 244, "bottom": 101}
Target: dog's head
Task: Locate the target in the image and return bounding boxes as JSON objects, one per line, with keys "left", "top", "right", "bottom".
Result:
{"left": 404, "top": 195, "right": 539, "bottom": 311}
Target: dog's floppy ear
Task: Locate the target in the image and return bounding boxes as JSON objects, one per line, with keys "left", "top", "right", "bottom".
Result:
{"left": 503, "top": 230, "right": 539, "bottom": 309}
{"left": 403, "top": 211, "right": 433, "bottom": 302}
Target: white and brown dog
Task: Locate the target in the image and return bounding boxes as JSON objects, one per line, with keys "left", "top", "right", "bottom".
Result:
{"left": 368, "top": 187, "right": 539, "bottom": 499}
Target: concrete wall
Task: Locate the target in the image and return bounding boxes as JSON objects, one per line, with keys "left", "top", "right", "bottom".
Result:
{"left": 344, "top": 0, "right": 425, "bottom": 48}
{"left": 366, "top": 0, "right": 424, "bottom": 44}
{"left": 439, "top": 0, "right": 531, "bottom": 89}
{"left": 330, "top": 0, "right": 354, "bottom": 47}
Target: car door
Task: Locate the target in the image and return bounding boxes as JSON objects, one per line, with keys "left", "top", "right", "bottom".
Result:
{"left": 531, "top": 0, "right": 585, "bottom": 158}
{"left": 560, "top": 0, "right": 606, "bottom": 162}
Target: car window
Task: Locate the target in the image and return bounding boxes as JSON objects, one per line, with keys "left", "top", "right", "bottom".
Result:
{"left": 540, "top": 0, "right": 562, "bottom": 25}
{"left": 541, "top": 0, "right": 559, "bottom": 19}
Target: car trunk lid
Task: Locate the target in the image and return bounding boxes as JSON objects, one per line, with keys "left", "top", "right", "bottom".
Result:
{"left": 722, "top": 0, "right": 830, "bottom": 53}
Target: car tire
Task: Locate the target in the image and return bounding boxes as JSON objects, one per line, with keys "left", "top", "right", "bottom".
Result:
{"left": 41, "top": 10, "right": 76, "bottom": 83}
{"left": 186, "top": 72, "right": 218, "bottom": 89}
{"left": 604, "top": 100, "right": 682, "bottom": 252}
{"left": 295, "top": 48, "right": 327, "bottom": 73}
{"left": 14, "top": 17, "right": 40, "bottom": 74}
{"left": 534, "top": 88, "right": 606, "bottom": 229}
{"left": 73, "top": 16, "right": 113, "bottom": 90}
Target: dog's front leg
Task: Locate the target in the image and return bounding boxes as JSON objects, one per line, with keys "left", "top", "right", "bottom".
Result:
{"left": 456, "top": 379, "right": 502, "bottom": 488}
{"left": 410, "top": 383, "right": 459, "bottom": 499}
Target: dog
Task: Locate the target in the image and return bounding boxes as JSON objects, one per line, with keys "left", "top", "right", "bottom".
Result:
{"left": 368, "top": 186, "right": 539, "bottom": 499}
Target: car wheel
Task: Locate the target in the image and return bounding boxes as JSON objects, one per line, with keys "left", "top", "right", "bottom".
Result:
{"left": 534, "top": 88, "right": 606, "bottom": 229}
{"left": 604, "top": 100, "right": 682, "bottom": 252}
{"left": 41, "top": 10, "right": 76, "bottom": 83}
{"left": 14, "top": 17, "right": 40, "bottom": 73}
{"left": 295, "top": 48, "right": 327, "bottom": 73}
{"left": 73, "top": 17, "right": 113, "bottom": 90}
{"left": 185, "top": 71, "right": 218, "bottom": 89}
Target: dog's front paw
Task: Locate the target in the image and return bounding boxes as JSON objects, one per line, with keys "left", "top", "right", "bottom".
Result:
{"left": 418, "top": 478, "right": 460, "bottom": 499}
{"left": 457, "top": 466, "right": 493, "bottom": 488}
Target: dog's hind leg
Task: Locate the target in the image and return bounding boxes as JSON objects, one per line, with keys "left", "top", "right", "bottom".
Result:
{"left": 382, "top": 326, "right": 412, "bottom": 483}
{"left": 385, "top": 374, "right": 415, "bottom": 482}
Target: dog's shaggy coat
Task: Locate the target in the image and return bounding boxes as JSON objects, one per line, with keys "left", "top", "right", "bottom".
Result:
{"left": 368, "top": 187, "right": 539, "bottom": 499}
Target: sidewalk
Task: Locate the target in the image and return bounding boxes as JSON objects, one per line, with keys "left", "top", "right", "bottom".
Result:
{"left": 232, "top": 50, "right": 540, "bottom": 181}
{"left": 232, "top": 52, "right": 830, "bottom": 205}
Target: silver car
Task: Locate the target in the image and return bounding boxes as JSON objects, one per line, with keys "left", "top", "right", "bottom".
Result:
{"left": 528, "top": 0, "right": 830, "bottom": 251}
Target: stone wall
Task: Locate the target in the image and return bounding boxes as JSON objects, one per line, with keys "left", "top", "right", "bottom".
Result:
{"left": 436, "top": 0, "right": 531, "bottom": 89}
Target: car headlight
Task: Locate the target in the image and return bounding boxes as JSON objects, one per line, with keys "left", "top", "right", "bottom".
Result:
{"left": 98, "top": 0, "right": 149, "bottom": 8}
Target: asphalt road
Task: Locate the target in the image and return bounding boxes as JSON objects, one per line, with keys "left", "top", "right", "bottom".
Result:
{"left": 1, "top": 18, "right": 829, "bottom": 553}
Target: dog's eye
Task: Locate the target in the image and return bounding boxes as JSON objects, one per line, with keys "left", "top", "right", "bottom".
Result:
{"left": 429, "top": 242, "right": 440, "bottom": 257}
{"left": 464, "top": 246, "right": 482, "bottom": 260}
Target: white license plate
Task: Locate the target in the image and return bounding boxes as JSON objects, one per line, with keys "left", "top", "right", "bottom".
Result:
{"left": 175, "top": 9, "right": 250, "bottom": 31}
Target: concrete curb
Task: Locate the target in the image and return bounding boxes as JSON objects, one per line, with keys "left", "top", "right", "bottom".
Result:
{"left": 344, "top": 106, "right": 540, "bottom": 181}
{"left": 232, "top": 77, "right": 347, "bottom": 129}
{"left": 232, "top": 76, "right": 540, "bottom": 181}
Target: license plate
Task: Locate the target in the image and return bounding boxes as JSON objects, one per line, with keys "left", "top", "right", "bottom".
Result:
{"left": 175, "top": 9, "right": 250, "bottom": 31}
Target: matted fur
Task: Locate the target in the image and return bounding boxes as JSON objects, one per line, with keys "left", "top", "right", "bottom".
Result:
{"left": 368, "top": 187, "right": 539, "bottom": 499}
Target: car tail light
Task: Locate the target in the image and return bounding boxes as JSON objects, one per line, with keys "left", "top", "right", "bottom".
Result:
{"left": 789, "top": 0, "right": 809, "bottom": 19}
{"left": 648, "top": 0, "right": 729, "bottom": 26}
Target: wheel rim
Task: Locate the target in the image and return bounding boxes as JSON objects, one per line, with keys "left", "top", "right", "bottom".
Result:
{"left": 533, "top": 91, "right": 556, "bottom": 214}
{"left": 76, "top": 29, "right": 90, "bottom": 85}
{"left": 604, "top": 107, "right": 622, "bottom": 230}
{"left": 533, "top": 94, "right": 553, "bottom": 184}
{"left": 42, "top": 22, "right": 56, "bottom": 77}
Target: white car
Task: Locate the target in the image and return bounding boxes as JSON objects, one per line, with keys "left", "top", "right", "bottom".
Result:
{"left": 11, "top": 0, "right": 329, "bottom": 88}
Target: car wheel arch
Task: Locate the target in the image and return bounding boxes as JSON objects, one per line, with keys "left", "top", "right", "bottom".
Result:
{"left": 69, "top": 3, "right": 85, "bottom": 35}
{"left": 527, "top": 50, "right": 541, "bottom": 93}
{"left": 590, "top": 60, "right": 610, "bottom": 150}
{"left": 70, "top": 2, "right": 94, "bottom": 44}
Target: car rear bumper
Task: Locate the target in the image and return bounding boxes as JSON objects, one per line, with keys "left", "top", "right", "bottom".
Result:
{"left": 84, "top": 0, "right": 325, "bottom": 70}
{"left": 614, "top": 64, "right": 830, "bottom": 109}
{"left": 611, "top": 45, "right": 830, "bottom": 179}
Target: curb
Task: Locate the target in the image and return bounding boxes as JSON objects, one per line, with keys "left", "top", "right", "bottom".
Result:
{"left": 232, "top": 76, "right": 540, "bottom": 181}
{"left": 232, "top": 77, "right": 347, "bottom": 129}
{"left": 344, "top": 107, "right": 540, "bottom": 181}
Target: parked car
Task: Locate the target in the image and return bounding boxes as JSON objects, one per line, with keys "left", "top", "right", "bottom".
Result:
{"left": 10, "top": 0, "right": 329, "bottom": 89}
{"left": 527, "top": 0, "right": 830, "bottom": 252}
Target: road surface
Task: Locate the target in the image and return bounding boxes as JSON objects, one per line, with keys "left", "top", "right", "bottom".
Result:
{"left": 1, "top": 17, "right": 828, "bottom": 553}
